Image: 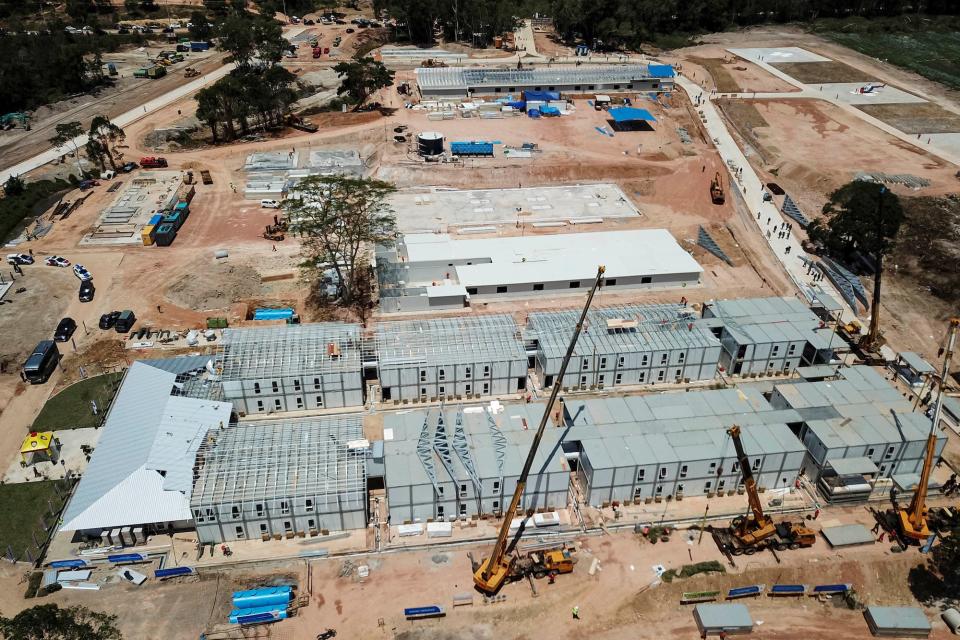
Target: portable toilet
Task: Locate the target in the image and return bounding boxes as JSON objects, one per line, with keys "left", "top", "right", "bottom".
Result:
{"left": 141, "top": 225, "right": 156, "bottom": 246}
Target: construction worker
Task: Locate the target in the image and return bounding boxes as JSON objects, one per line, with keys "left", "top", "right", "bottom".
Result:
{"left": 572, "top": 606, "right": 580, "bottom": 620}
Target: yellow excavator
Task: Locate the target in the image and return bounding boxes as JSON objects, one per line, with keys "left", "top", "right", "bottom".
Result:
{"left": 472, "top": 266, "right": 605, "bottom": 594}
{"left": 896, "top": 317, "right": 958, "bottom": 542}
{"left": 712, "top": 425, "right": 815, "bottom": 555}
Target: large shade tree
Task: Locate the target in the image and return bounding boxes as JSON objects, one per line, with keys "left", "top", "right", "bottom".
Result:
{"left": 0, "top": 604, "right": 122, "bottom": 640}
{"left": 807, "top": 181, "right": 904, "bottom": 348}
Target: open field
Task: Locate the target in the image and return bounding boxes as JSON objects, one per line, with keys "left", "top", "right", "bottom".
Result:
{"left": 689, "top": 56, "right": 743, "bottom": 92}
{"left": 0, "top": 480, "right": 70, "bottom": 561}
{"left": 823, "top": 30, "right": 960, "bottom": 91}
{"left": 857, "top": 102, "right": 960, "bottom": 134}
{"left": 771, "top": 60, "right": 878, "bottom": 84}
{"left": 32, "top": 372, "right": 123, "bottom": 432}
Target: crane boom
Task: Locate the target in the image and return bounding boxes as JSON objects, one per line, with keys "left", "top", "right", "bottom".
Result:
{"left": 899, "top": 317, "right": 958, "bottom": 541}
{"left": 473, "top": 265, "right": 606, "bottom": 594}
{"left": 727, "top": 425, "right": 770, "bottom": 529}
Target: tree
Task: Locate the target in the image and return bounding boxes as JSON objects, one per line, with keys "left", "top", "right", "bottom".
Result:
{"left": 333, "top": 57, "right": 394, "bottom": 106}
{"left": 286, "top": 175, "right": 397, "bottom": 308}
{"left": 3, "top": 175, "right": 25, "bottom": 197}
{"left": 929, "top": 524, "right": 960, "bottom": 592}
{"left": 0, "top": 604, "right": 122, "bottom": 640}
{"left": 808, "top": 181, "right": 904, "bottom": 348}
{"left": 217, "top": 13, "right": 286, "bottom": 68}
{"left": 188, "top": 11, "right": 213, "bottom": 41}
{"left": 49, "top": 121, "right": 86, "bottom": 178}
{"left": 86, "top": 115, "right": 125, "bottom": 170}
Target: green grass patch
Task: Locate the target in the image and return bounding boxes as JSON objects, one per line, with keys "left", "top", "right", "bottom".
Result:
{"left": 662, "top": 560, "right": 726, "bottom": 583}
{"left": 0, "top": 179, "right": 72, "bottom": 244}
{"left": 0, "top": 481, "right": 70, "bottom": 562}
{"left": 32, "top": 372, "right": 124, "bottom": 432}
{"left": 814, "top": 18, "right": 960, "bottom": 90}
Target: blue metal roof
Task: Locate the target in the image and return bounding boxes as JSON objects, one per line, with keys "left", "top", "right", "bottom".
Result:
{"left": 647, "top": 64, "right": 676, "bottom": 78}
{"left": 609, "top": 107, "right": 657, "bottom": 123}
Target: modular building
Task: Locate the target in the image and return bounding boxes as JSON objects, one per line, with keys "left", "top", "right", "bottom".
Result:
{"left": 768, "top": 366, "right": 947, "bottom": 483}
{"left": 59, "top": 361, "right": 233, "bottom": 540}
{"left": 415, "top": 64, "right": 674, "bottom": 99}
{"left": 702, "top": 297, "right": 837, "bottom": 376}
{"left": 527, "top": 304, "right": 722, "bottom": 390}
{"left": 566, "top": 389, "right": 807, "bottom": 505}
{"left": 191, "top": 415, "right": 367, "bottom": 543}
{"left": 376, "top": 229, "right": 702, "bottom": 312}
{"left": 375, "top": 315, "right": 528, "bottom": 403}
{"left": 383, "top": 404, "right": 571, "bottom": 524}
{"left": 218, "top": 323, "right": 364, "bottom": 414}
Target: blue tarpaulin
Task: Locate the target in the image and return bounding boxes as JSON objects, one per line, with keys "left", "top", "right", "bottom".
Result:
{"left": 405, "top": 605, "right": 445, "bottom": 619}
{"left": 540, "top": 106, "right": 561, "bottom": 116}
{"left": 770, "top": 584, "right": 807, "bottom": 596}
{"left": 812, "top": 584, "right": 850, "bottom": 594}
{"left": 253, "top": 308, "right": 294, "bottom": 320}
{"left": 523, "top": 90, "right": 560, "bottom": 101}
{"left": 647, "top": 63, "right": 676, "bottom": 78}
{"left": 155, "top": 566, "right": 194, "bottom": 579}
{"left": 727, "top": 585, "right": 764, "bottom": 599}
{"left": 528, "top": 109, "right": 541, "bottom": 118}
{"left": 108, "top": 553, "right": 146, "bottom": 564}
{"left": 609, "top": 107, "right": 657, "bottom": 124}
{"left": 507, "top": 101, "right": 526, "bottom": 111}
{"left": 49, "top": 559, "right": 87, "bottom": 569}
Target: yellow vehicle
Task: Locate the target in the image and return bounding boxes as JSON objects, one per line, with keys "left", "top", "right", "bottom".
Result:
{"left": 472, "top": 266, "right": 605, "bottom": 594}
{"left": 896, "top": 318, "right": 958, "bottom": 542}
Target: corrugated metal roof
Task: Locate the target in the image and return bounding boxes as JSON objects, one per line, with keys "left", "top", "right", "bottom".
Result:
{"left": 898, "top": 351, "right": 936, "bottom": 374}
{"left": 141, "top": 355, "right": 212, "bottom": 375}
{"left": 60, "top": 363, "right": 233, "bottom": 532}
{"left": 416, "top": 64, "right": 662, "bottom": 91}
{"left": 865, "top": 606, "right": 930, "bottom": 633}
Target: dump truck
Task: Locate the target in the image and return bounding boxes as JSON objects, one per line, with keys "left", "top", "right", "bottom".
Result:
{"left": 710, "top": 172, "right": 725, "bottom": 204}
{"left": 184, "top": 67, "right": 200, "bottom": 78}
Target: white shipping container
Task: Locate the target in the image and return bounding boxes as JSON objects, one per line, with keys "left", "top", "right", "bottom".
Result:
{"left": 397, "top": 523, "right": 424, "bottom": 537}
{"left": 533, "top": 512, "right": 560, "bottom": 527}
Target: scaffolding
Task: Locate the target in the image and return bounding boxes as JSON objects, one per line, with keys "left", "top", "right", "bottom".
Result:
{"left": 373, "top": 315, "right": 525, "bottom": 368}
{"left": 191, "top": 415, "right": 366, "bottom": 509}
{"left": 528, "top": 304, "right": 716, "bottom": 359}
{"left": 217, "top": 323, "right": 363, "bottom": 381}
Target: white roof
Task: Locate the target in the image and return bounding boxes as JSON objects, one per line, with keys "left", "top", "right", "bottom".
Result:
{"left": 60, "top": 362, "right": 233, "bottom": 532}
{"left": 403, "top": 230, "right": 702, "bottom": 288}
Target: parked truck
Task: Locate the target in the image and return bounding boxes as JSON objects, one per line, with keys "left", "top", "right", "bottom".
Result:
{"left": 140, "top": 156, "right": 168, "bottom": 168}
{"left": 190, "top": 41, "right": 211, "bottom": 52}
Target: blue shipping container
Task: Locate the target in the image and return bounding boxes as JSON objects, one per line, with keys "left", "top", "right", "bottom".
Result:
{"left": 149, "top": 214, "right": 164, "bottom": 226}
{"left": 232, "top": 587, "right": 293, "bottom": 609}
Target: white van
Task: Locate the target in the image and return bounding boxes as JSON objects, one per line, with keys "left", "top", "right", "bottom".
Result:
{"left": 260, "top": 199, "right": 281, "bottom": 208}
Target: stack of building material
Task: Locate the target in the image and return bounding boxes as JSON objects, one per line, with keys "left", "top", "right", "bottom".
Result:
{"left": 864, "top": 606, "right": 931, "bottom": 637}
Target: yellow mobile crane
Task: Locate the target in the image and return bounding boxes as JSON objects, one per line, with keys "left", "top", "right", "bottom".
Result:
{"left": 712, "top": 425, "right": 815, "bottom": 555}
{"left": 896, "top": 317, "right": 958, "bottom": 542}
{"left": 472, "top": 266, "right": 605, "bottom": 594}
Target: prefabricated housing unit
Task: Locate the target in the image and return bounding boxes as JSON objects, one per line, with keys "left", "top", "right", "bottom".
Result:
{"left": 527, "top": 304, "right": 723, "bottom": 390}
{"left": 218, "top": 323, "right": 364, "bottom": 414}
{"left": 191, "top": 416, "right": 368, "bottom": 543}
{"left": 375, "top": 315, "right": 528, "bottom": 402}
{"left": 563, "top": 391, "right": 807, "bottom": 506}
{"left": 702, "top": 297, "right": 837, "bottom": 376}
{"left": 415, "top": 64, "right": 675, "bottom": 100}
{"left": 769, "top": 366, "right": 947, "bottom": 481}
{"left": 383, "top": 404, "right": 571, "bottom": 524}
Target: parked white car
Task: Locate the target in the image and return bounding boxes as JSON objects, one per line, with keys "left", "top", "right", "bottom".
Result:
{"left": 261, "top": 199, "right": 282, "bottom": 209}
{"left": 73, "top": 264, "right": 93, "bottom": 281}
{"left": 44, "top": 255, "right": 70, "bottom": 267}
{"left": 6, "top": 253, "right": 34, "bottom": 265}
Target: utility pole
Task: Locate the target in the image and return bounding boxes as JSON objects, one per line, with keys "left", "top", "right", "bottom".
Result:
{"left": 864, "top": 187, "right": 886, "bottom": 350}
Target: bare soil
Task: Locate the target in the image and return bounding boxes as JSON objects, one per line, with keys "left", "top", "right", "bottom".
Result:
{"left": 165, "top": 259, "right": 263, "bottom": 312}
{"left": 857, "top": 102, "right": 960, "bottom": 134}
{"left": 771, "top": 60, "right": 878, "bottom": 84}
{"left": 689, "top": 56, "right": 742, "bottom": 93}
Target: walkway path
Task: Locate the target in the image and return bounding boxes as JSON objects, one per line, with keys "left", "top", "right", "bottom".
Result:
{"left": 675, "top": 74, "right": 858, "bottom": 321}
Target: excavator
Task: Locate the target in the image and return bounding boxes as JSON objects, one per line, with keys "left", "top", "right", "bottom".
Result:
{"left": 895, "top": 317, "right": 958, "bottom": 543}
{"left": 711, "top": 425, "right": 815, "bottom": 556}
{"left": 710, "top": 172, "right": 725, "bottom": 205}
{"left": 472, "top": 266, "right": 605, "bottom": 594}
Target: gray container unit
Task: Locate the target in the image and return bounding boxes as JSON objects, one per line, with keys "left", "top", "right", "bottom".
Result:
{"left": 154, "top": 223, "right": 177, "bottom": 247}
{"left": 375, "top": 315, "right": 528, "bottom": 403}
{"left": 191, "top": 416, "right": 368, "bottom": 544}
{"left": 528, "top": 305, "right": 722, "bottom": 391}
{"left": 218, "top": 323, "right": 365, "bottom": 415}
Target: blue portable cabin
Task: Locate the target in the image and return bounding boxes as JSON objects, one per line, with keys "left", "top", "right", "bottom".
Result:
{"left": 174, "top": 200, "right": 190, "bottom": 216}
{"left": 154, "top": 223, "right": 177, "bottom": 247}
{"left": 148, "top": 213, "right": 164, "bottom": 227}
{"left": 162, "top": 210, "right": 185, "bottom": 231}
{"left": 450, "top": 141, "right": 494, "bottom": 157}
